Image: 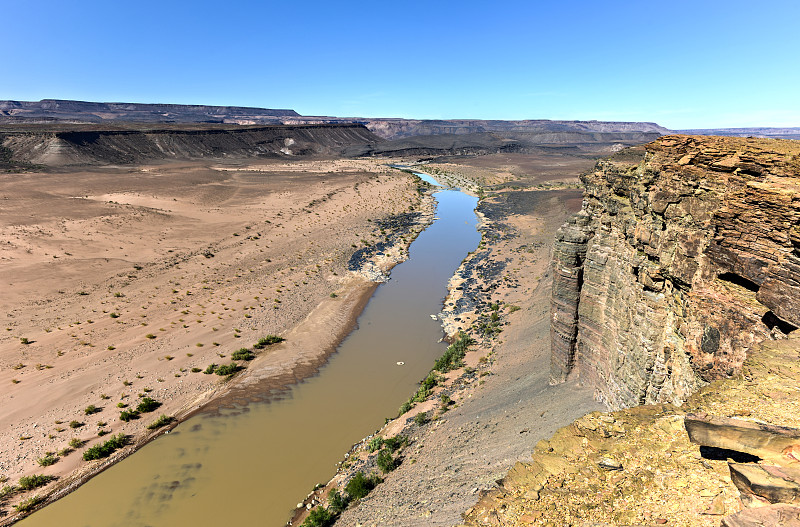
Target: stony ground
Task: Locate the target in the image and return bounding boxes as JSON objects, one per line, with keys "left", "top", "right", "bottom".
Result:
{"left": 463, "top": 333, "right": 800, "bottom": 526}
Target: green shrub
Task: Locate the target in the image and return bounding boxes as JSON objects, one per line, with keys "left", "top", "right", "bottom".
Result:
{"left": 84, "top": 405, "right": 99, "bottom": 415}
{"left": 231, "top": 348, "right": 254, "bottom": 361}
{"left": 383, "top": 435, "right": 406, "bottom": 452}
{"left": 327, "top": 488, "right": 349, "bottom": 514}
{"left": 68, "top": 437, "right": 83, "bottom": 448}
{"left": 119, "top": 410, "right": 139, "bottom": 422}
{"left": 301, "top": 506, "right": 335, "bottom": 527}
{"left": 17, "top": 475, "right": 54, "bottom": 491}
{"left": 414, "top": 412, "right": 428, "bottom": 426}
{"left": 367, "top": 437, "right": 384, "bottom": 452}
{"left": 203, "top": 363, "right": 217, "bottom": 374}
{"left": 14, "top": 495, "right": 44, "bottom": 513}
{"left": 433, "top": 333, "right": 475, "bottom": 373}
{"left": 82, "top": 433, "right": 128, "bottom": 460}
{"left": 147, "top": 414, "right": 174, "bottom": 430}
{"left": 69, "top": 420, "right": 83, "bottom": 429}
{"left": 0, "top": 485, "right": 17, "bottom": 499}
{"left": 398, "top": 400, "right": 414, "bottom": 416}
{"left": 376, "top": 449, "right": 398, "bottom": 473}
{"left": 253, "top": 335, "right": 284, "bottom": 349}
{"left": 344, "top": 472, "right": 380, "bottom": 500}
{"left": 214, "top": 363, "right": 241, "bottom": 376}
{"left": 136, "top": 397, "right": 161, "bottom": 413}
{"left": 37, "top": 453, "right": 58, "bottom": 467}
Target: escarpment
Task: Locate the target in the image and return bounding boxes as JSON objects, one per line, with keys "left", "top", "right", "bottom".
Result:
{"left": 550, "top": 135, "right": 800, "bottom": 409}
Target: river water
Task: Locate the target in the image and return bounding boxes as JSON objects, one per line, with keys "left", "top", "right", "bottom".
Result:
{"left": 22, "top": 180, "right": 480, "bottom": 527}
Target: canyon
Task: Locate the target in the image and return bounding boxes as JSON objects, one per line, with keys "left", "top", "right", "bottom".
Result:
{"left": 3, "top": 102, "right": 800, "bottom": 527}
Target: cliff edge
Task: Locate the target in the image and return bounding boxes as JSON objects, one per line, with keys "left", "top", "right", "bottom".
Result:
{"left": 464, "top": 135, "right": 800, "bottom": 526}
{"left": 550, "top": 135, "right": 799, "bottom": 408}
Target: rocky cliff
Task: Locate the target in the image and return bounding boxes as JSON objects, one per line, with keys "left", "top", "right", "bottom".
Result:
{"left": 464, "top": 135, "right": 800, "bottom": 526}
{"left": 0, "top": 123, "right": 380, "bottom": 165}
{"left": 550, "top": 135, "right": 800, "bottom": 409}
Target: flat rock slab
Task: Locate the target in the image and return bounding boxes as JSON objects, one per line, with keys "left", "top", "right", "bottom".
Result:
{"left": 685, "top": 413, "right": 800, "bottom": 462}
{"left": 730, "top": 463, "right": 800, "bottom": 505}
{"left": 722, "top": 504, "right": 800, "bottom": 527}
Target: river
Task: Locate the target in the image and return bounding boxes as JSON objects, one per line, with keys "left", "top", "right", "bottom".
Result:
{"left": 21, "top": 176, "right": 480, "bottom": 526}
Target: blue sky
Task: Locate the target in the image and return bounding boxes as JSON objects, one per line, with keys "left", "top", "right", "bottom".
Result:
{"left": 2, "top": 0, "right": 799, "bottom": 129}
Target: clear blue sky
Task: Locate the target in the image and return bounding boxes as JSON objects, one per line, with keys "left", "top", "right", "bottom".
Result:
{"left": 3, "top": 0, "right": 799, "bottom": 129}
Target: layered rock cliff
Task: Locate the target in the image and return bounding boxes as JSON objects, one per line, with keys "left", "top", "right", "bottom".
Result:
{"left": 464, "top": 135, "right": 800, "bottom": 526}
{"left": 550, "top": 135, "right": 800, "bottom": 409}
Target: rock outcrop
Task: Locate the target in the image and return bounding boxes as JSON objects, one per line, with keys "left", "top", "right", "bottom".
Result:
{"left": 463, "top": 135, "right": 800, "bottom": 527}
{"left": 550, "top": 135, "right": 800, "bottom": 409}
{"left": 463, "top": 333, "right": 800, "bottom": 526}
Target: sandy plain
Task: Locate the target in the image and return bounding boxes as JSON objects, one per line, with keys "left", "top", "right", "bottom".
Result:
{"left": 0, "top": 157, "right": 430, "bottom": 519}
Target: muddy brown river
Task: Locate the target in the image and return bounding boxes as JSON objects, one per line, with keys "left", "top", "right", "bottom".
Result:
{"left": 22, "top": 181, "right": 480, "bottom": 526}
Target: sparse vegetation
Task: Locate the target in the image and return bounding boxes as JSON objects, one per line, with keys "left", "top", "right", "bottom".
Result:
{"left": 17, "top": 475, "right": 54, "bottom": 491}
{"left": 0, "top": 485, "right": 16, "bottom": 500}
{"left": 253, "top": 335, "right": 284, "bottom": 349}
{"left": 82, "top": 433, "right": 128, "bottom": 460}
{"left": 301, "top": 506, "right": 335, "bottom": 527}
{"left": 69, "top": 420, "right": 83, "bottom": 429}
{"left": 214, "top": 363, "right": 241, "bottom": 376}
{"left": 231, "top": 348, "right": 254, "bottom": 361}
{"left": 376, "top": 448, "right": 399, "bottom": 473}
{"left": 14, "top": 495, "right": 44, "bottom": 513}
{"left": 136, "top": 397, "right": 161, "bottom": 413}
{"left": 68, "top": 437, "right": 83, "bottom": 448}
{"left": 414, "top": 411, "right": 428, "bottom": 426}
{"left": 327, "top": 488, "right": 349, "bottom": 514}
{"left": 147, "top": 414, "right": 174, "bottom": 430}
{"left": 433, "top": 333, "right": 474, "bottom": 373}
{"left": 368, "top": 436, "right": 384, "bottom": 452}
{"left": 37, "top": 453, "right": 58, "bottom": 467}
{"left": 344, "top": 471, "right": 381, "bottom": 500}
{"left": 383, "top": 435, "right": 406, "bottom": 452}
{"left": 119, "top": 409, "right": 139, "bottom": 422}
{"left": 84, "top": 405, "right": 100, "bottom": 415}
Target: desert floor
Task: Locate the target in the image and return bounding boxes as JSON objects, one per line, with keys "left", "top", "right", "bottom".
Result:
{"left": 0, "top": 157, "right": 431, "bottom": 517}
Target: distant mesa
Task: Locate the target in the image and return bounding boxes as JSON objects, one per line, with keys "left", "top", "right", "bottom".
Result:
{"left": 0, "top": 99, "right": 299, "bottom": 124}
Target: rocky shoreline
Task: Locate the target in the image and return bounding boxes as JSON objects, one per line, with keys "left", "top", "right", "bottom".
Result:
{"left": 288, "top": 180, "right": 603, "bottom": 527}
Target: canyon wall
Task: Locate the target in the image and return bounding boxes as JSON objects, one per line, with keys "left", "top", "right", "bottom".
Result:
{"left": 550, "top": 135, "right": 800, "bottom": 409}
{"left": 0, "top": 123, "right": 380, "bottom": 165}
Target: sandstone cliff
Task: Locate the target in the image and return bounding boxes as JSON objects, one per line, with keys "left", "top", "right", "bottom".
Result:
{"left": 550, "top": 135, "right": 800, "bottom": 409}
